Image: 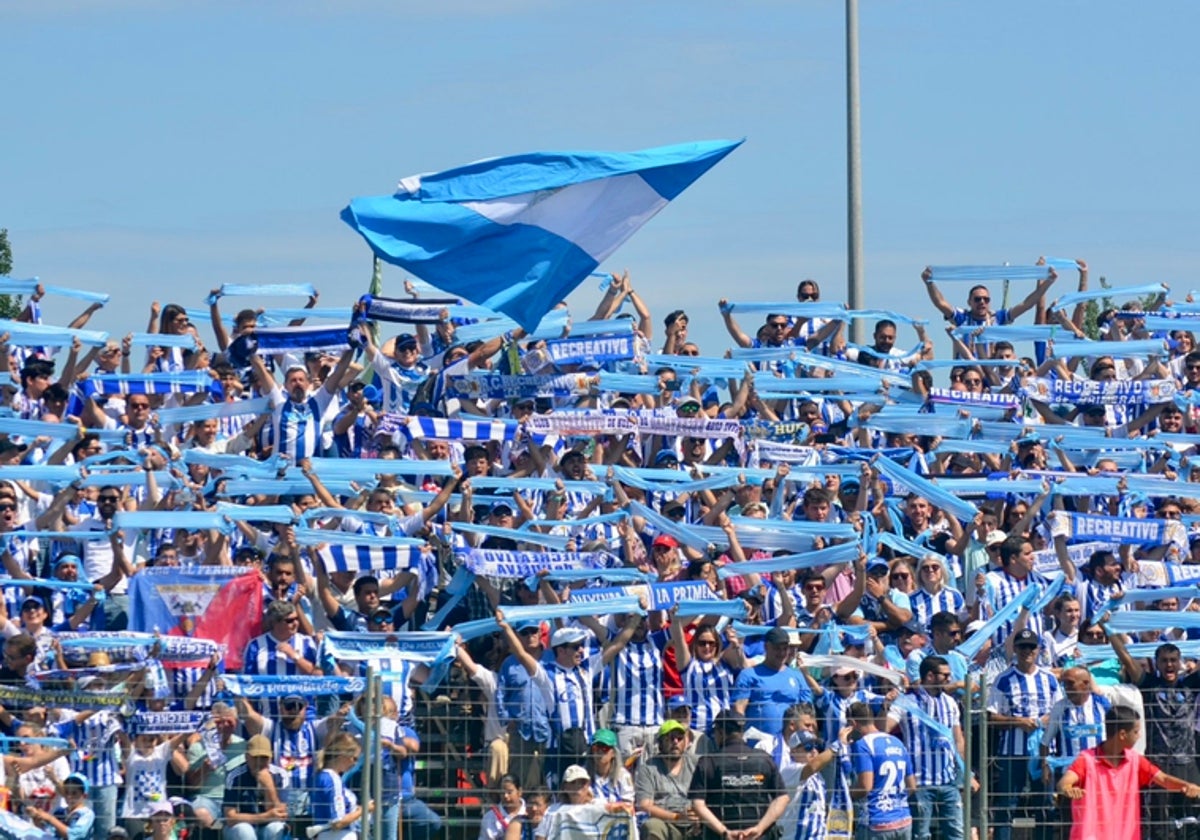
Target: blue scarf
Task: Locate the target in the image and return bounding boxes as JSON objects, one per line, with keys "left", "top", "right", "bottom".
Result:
{"left": 544, "top": 334, "right": 637, "bottom": 367}
{"left": 459, "top": 549, "right": 614, "bottom": 578}
{"left": 207, "top": 282, "right": 316, "bottom": 305}
{"left": 220, "top": 674, "right": 366, "bottom": 698}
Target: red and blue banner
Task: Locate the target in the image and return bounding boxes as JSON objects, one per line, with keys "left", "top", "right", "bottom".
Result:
{"left": 129, "top": 567, "right": 263, "bottom": 671}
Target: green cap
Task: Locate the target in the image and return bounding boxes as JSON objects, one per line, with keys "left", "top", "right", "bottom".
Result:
{"left": 591, "top": 728, "right": 618, "bottom": 749}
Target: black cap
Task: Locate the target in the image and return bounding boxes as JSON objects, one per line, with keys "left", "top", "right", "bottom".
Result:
{"left": 1012, "top": 628, "right": 1040, "bottom": 648}
{"left": 712, "top": 709, "right": 745, "bottom": 732}
{"left": 0, "top": 440, "right": 27, "bottom": 458}
{"left": 765, "top": 626, "right": 791, "bottom": 646}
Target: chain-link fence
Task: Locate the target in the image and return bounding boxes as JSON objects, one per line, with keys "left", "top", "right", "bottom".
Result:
{"left": 398, "top": 657, "right": 1200, "bottom": 840}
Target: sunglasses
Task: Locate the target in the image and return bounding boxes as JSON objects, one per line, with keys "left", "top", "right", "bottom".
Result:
{"left": 0, "top": 505, "right": 16, "bottom": 512}
{"left": 518, "top": 627, "right": 540, "bottom": 636}
{"left": 972, "top": 296, "right": 990, "bottom": 304}
{"left": 799, "top": 293, "right": 818, "bottom": 301}
{"left": 98, "top": 496, "right": 121, "bottom": 504}
{"left": 694, "top": 640, "right": 718, "bottom": 648}
{"left": 561, "top": 643, "right": 583, "bottom": 650}
{"left": 768, "top": 321, "right": 788, "bottom": 329}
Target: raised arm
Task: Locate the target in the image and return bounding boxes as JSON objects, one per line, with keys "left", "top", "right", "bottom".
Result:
{"left": 1007, "top": 268, "right": 1058, "bottom": 322}
{"left": 718, "top": 300, "right": 753, "bottom": 348}
{"left": 209, "top": 290, "right": 232, "bottom": 351}
{"left": 921, "top": 268, "right": 956, "bottom": 320}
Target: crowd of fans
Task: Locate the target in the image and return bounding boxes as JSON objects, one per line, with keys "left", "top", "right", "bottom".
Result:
{"left": 0, "top": 259, "right": 1198, "bottom": 840}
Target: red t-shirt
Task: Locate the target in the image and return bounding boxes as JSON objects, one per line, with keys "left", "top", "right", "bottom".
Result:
{"left": 1068, "top": 746, "right": 1160, "bottom": 840}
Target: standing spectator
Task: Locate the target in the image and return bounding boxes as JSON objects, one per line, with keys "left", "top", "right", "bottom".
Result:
{"left": 250, "top": 350, "right": 354, "bottom": 463}
{"left": 890, "top": 655, "right": 966, "bottom": 840}
{"left": 687, "top": 710, "right": 789, "bottom": 840}
{"left": 1110, "top": 637, "right": 1200, "bottom": 839}
{"left": 1058, "top": 706, "right": 1200, "bottom": 840}
{"left": 849, "top": 700, "right": 916, "bottom": 840}
{"left": 987, "top": 628, "right": 1062, "bottom": 840}
{"left": 310, "top": 733, "right": 364, "bottom": 840}
{"left": 493, "top": 616, "right": 554, "bottom": 792}
{"left": 455, "top": 638, "right": 510, "bottom": 787}
{"left": 55, "top": 685, "right": 127, "bottom": 838}
{"left": 732, "top": 626, "right": 813, "bottom": 739}
{"left": 670, "top": 618, "right": 741, "bottom": 737}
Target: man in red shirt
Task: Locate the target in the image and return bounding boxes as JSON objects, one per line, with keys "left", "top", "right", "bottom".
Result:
{"left": 1058, "top": 705, "right": 1200, "bottom": 840}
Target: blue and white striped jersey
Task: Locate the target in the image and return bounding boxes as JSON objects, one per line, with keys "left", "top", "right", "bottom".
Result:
{"left": 681, "top": 658, "right": 736, "bottom": 735}
{"left": 260, "top": 718, "right": 320, "bottom": 804}
{"left": 984, "top": 569, "right": 1050, "bottom": 646}
{"left": 986, "top": 665, "right": 1062, "bottom": 756}
{"left": 893, "top": 688, "right": 962, "bottom": 787}
{"left": 535, "top": 654, "right": 601, "bottom": 742}
{"left": 241, "top": 632, "right": 319, "bottom": 676}
{"left": 609, "top": 635, "right": 665, "bottom": 728}
{"left": 268, "top": 386, "right": 335, "bottom": 463}
{"left": 1044, "top": 693, "right": 1110, "bottom": 760}
{"left": 56, "top": 712, "right": 124, "bottom": 787}
{"left": 910, "top": 587, "right": 965, "bottom": 629}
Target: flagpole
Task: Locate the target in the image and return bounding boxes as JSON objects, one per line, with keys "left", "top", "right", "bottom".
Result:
{"left": 846, "top": 0, "right": 866, "bottom": 344}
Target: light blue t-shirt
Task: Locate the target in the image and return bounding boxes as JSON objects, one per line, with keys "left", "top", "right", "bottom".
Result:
{"left": 732, "top": 664, "right": 813, "bottom": 736}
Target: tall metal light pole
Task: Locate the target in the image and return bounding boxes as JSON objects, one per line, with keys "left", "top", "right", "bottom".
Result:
{"left": 846, "top": 0, "right": 865, "bottom": 343}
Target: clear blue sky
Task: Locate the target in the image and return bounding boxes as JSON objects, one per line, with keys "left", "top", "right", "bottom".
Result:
{"left": 4, "top": 1, "right": 1198, "bottom": 355}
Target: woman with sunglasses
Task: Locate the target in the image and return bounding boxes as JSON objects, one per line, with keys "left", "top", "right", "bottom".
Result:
{"left": 910, "top": 555, "right": 965, "bottom": 630}
{"left": 145, "top": 302, "right": 199, "bottom": 374}
{"left": 584, "top": 730, "right": 633, "bottom": 805}
{"left": 887, "top": 558, "right": 918, "bottom": 597}
{"left": 669, "top": 615, "right": 743, "bottom": 736}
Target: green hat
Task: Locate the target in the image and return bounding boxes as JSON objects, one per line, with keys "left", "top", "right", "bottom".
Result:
{"left": 591, "top": 728, "right": 618, "bottom": 749}
{"left": 657, "top": 719, "right": 688, "bottom": 740}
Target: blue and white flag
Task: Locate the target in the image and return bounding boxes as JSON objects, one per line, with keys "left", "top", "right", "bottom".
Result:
{"left": 341, "top": 140, "right": 742, "bottom": 330}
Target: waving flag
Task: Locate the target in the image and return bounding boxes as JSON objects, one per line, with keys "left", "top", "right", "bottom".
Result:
{"left": 129, "top": 568, "right": 263, "bottom": 671}
{"left": 341, "top": 139, "right": 742, "bottom": 330}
